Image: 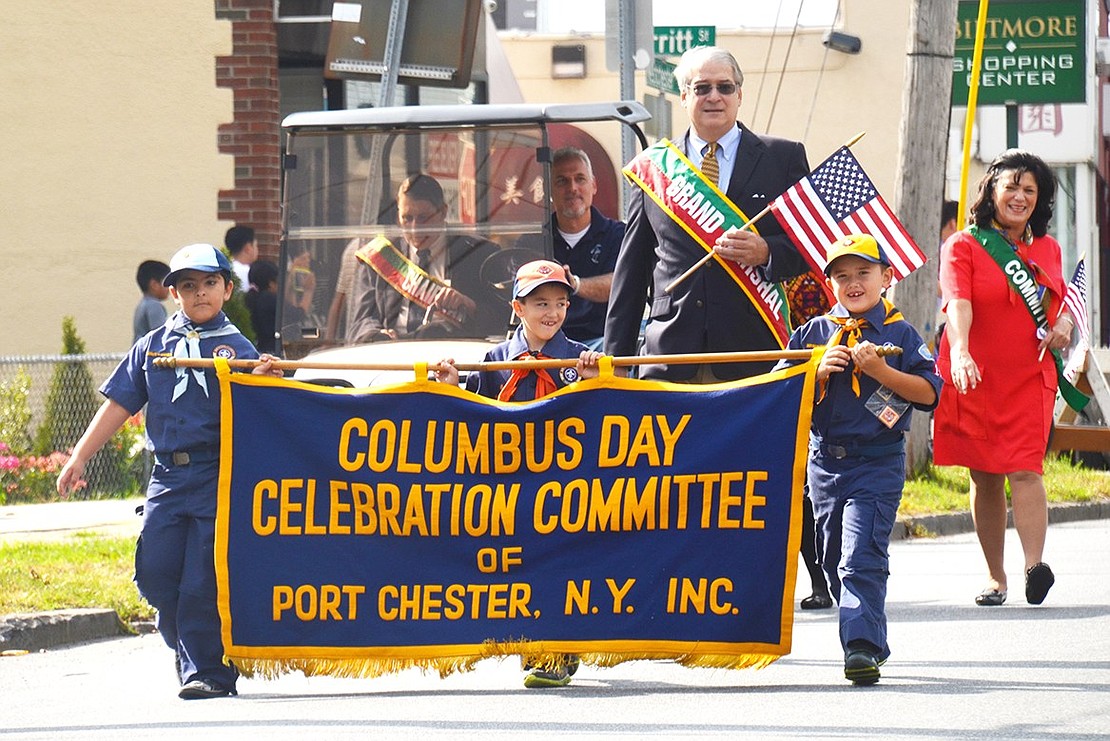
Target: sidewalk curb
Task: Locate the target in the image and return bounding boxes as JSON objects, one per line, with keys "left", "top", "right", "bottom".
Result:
{"left": 892, "top": 500, "right": 1110, "bottom": 540}
{"left": 0, "top": 608, "right": 129, "bottom": 653}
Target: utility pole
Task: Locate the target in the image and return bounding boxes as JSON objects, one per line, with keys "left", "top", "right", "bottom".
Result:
{"left": 892, "top": 0, "right": 959, "bottom": 475}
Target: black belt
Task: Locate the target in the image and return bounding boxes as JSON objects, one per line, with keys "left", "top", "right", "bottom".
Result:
{"left": 813, "top": 438, "right": 904, "bottom": 460}
{"left": 154, "top": 447, "right": 220, "bottom": 467}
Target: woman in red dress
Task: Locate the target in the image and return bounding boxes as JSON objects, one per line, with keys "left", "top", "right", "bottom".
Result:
{"left": 934, "top": 149, "right": 1075, "bottom": 608}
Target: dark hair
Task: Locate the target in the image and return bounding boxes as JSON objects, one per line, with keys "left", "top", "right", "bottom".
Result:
{"left": 248, "top": 259, "right": 279, "bottom": 291}
{"left": 225, "top": 225, "right": 256, "bottom": 256}
{"left": 398, "top": 173, "right": 446, "bottom": 209}
{"left": 970, "top": 149, "right": 1056, "bottom": 237}
{"left": 136, "top": 260, "right": 170, "bottom": 292}
{"left": 941, "top": 199, "right": 959, "bottom": 229}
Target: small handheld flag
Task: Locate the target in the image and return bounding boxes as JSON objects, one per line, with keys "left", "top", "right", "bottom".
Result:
{"left": 770, "top": 147, "right": 927, "bottom": 285}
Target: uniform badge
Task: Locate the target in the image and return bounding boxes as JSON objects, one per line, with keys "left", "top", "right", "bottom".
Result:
{"left": 560, "top": 367, "right": 580, "bottom": 384}
{"left": 212, "top": 344, "right": 237, "bottom": 360}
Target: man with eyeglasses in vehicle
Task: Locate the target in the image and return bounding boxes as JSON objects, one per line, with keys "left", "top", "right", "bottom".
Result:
{"left": 347, "top": 173, "right": 503, "bottom": 344}
{"left": 606, "top": 45, "right": 812, "bottom": 382}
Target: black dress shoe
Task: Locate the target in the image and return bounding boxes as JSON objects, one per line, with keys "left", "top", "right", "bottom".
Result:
{"left": 178, "top": 679, "right": 236, "bottom": 700}
{"left": 800, "top": 593, "right": 833, "bottom": 610}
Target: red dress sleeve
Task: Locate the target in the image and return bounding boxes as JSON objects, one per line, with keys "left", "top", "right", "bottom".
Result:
{"left": 938, "top": 231, "right": 975, "bottom": 311}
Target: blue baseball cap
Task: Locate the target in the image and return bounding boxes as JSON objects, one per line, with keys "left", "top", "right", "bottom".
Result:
{"left": 163, "top": 243, "right": 233, "bottom": 287}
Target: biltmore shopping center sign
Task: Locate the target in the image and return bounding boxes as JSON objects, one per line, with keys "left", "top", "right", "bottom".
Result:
{"left": 952, "top": 0, "right": 1086, "bottom": 106}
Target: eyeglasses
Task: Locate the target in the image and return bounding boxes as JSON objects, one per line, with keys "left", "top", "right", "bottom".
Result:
{"left": 399, "top": 210, "right": 441, "bottom": 225}
{"left": 688, "top": 82, "right": 738, "bottom": 97}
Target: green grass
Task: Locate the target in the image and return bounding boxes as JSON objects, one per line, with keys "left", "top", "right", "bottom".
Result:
{"left": 0, "top": 533, "right": 153, "bottom": 623}
{"left": 1, "top": 455, "right": 1107, "bottom": 621}
{"left": 901, "top": 454, "right": 1110, "bottom": 516}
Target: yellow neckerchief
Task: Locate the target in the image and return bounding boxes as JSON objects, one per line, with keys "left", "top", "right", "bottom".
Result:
{"left": 817, "top": 298, "right": 904, "bottom": 401}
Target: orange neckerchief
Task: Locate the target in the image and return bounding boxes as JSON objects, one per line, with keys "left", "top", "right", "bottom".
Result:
{"left": 497, "top": 351, "right": 558, "bottom": 401}
{"left": 818, "top": 298, "right": 904, "bottom": 401}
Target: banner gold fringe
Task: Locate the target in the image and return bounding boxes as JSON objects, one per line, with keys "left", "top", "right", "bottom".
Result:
{"left": 230, "top": 643, "right": 781, "bottom": 681}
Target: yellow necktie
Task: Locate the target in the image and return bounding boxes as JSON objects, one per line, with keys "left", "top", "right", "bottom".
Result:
{"left": 701, "top": 141, "right": 719, "bottom": 186}
{"left": 819, "top": 316, "right": 871, "bottom": 400}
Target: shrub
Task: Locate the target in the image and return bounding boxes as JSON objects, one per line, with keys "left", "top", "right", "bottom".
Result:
{"left": 30, "top": 317, "right": 145, "bottom": 499}
{"left": 0, "top": 368, "right": 33, "bottom": 456}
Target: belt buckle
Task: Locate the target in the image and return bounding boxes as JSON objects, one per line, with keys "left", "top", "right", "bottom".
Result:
{"left": 172, "top": 451, "right": 190, "bottom": 466}
{"left": 828, "top": 444, "right": 848, "bottom": 459}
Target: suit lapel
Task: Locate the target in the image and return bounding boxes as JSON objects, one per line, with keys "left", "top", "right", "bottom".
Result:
{"left": 683, "top": 123, "right": 762, "bottom": 203}
{"left": 727, "top": 123, "right": 764, "bottom": 202}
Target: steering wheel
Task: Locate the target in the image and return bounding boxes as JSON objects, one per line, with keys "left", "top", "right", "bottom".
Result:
{"left": 480, "top": 247, "right": 545, "bottom": 303}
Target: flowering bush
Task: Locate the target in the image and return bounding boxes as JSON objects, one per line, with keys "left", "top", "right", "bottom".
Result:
{"left": 0, "top": 442, "right": 75, "bottom": 504}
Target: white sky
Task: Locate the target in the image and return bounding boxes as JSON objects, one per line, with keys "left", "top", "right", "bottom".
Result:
{"left": 537, "top": 0, "right": 841, "bottom": 34}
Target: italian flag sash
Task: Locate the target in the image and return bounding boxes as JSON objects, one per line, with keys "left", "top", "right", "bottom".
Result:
{"left": 623, "top": 140, "right": 792, "bottom": 347}
{"left": 355, "top": 236, "right": 468, "bottom": 327}
{"left": 969, "top": 225, "right": 1088, "bottom": 412}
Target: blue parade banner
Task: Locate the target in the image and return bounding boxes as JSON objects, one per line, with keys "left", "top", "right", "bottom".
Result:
{"left": 214, "top": 359, "right": 816, "bottom": 678}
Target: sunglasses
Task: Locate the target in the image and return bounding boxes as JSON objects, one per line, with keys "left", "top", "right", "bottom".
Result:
{"left": 689, "top": 82, "right": 738, "bottom": 97}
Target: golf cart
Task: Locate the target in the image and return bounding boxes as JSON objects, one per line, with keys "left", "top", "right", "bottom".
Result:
{"left": 276, "top": 101, "right": 650, "bottom": 387}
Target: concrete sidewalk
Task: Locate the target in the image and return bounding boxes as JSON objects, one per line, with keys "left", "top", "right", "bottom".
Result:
{"left": 0, "top": 497, "right": 144, "bottom": 543}
{"left": 2, "top": 496, "right": 1109, "bottom": 653}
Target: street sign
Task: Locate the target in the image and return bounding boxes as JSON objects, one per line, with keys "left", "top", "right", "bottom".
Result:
{"left": 653, "top": 25, "right": 715, "bottom": 57}
{"left": 646, "top": 56, "right": 679, "bottom": 96}
{"left": 952, "top": 0, "right": 1086, "bottom": 105}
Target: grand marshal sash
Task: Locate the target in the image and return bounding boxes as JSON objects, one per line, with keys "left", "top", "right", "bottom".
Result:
{"left": 969, "top": 225, "right": 1088, "bottom": 412}
{"left": 355, "top": 236, "right": 469, "bottom": 327}
{"left": 623, "top": 140, "right": 792, "bottom": 347}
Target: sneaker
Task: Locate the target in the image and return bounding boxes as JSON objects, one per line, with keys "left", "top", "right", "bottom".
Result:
{"left": 844, "top": 650, "right": 880, "bottom": 686}
{"left": 523, "top": 664, "right": 571, "bottom": 689}
{"left": 178, "top": 678, "right": 237, "bottom": 700}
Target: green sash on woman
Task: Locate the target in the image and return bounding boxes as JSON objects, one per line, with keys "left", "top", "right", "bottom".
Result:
{"left": 968, "top": 225, "right": 1087, "bottom": 412}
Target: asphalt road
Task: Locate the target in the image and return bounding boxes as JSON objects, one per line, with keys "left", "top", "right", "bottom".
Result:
{"left": 2, "top": 519, "right": 1108, "bottom": 740}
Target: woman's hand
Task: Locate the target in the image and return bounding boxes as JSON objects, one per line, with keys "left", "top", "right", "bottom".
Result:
{"left": 950, "top": 349, "right": 981, "bottom": 394}
{"left": 1039, "top": 313, "right": 1074, "bottom": 355}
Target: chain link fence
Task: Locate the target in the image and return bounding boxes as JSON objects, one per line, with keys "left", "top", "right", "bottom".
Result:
{"left": 0, "top": 353, "right": 147, "bottom": 504}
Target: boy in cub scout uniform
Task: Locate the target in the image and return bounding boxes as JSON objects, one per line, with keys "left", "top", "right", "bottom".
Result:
{"left": 435, "top": 260, "right": 600, "bottom": 687}
{"left": 58, "top": 244, "right": 282, "bottom": 700}
{"left": 775, "top": 234, "right": 941, "bottom": 685}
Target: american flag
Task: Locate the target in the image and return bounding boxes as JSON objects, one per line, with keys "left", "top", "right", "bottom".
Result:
{"left": 770, "top": 147, "right": 927, "bottom": 283}
{"left": 1062, "top": 258, "right": 1090, "bottom": 383}
{"left": 1064, "top": 258, "right": 1089, "bottom": 345}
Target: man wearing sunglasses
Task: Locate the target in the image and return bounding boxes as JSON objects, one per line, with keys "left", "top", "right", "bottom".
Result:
{"left": 348, "top": 173, "right": 503, "bottom": 343}
{"left": 606, "top": 45, "right": 812, "bottom": 382}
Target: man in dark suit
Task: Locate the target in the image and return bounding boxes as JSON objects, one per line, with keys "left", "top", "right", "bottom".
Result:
{"left": 348, "top": 174, "right": 506, "bottom": 343}
{"left": 605, "top": 46, "right": 810, "bottom": 381}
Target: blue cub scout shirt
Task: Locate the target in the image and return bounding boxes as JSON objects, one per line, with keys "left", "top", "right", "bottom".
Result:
{"left": 775, "top": 300, "right": 942, "bottom": 446}
{"left": 466, "top": 327, "right": 590, "bottom": 401}
{"left": 100, "top": 311, "right": 260, "bottom": 453}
